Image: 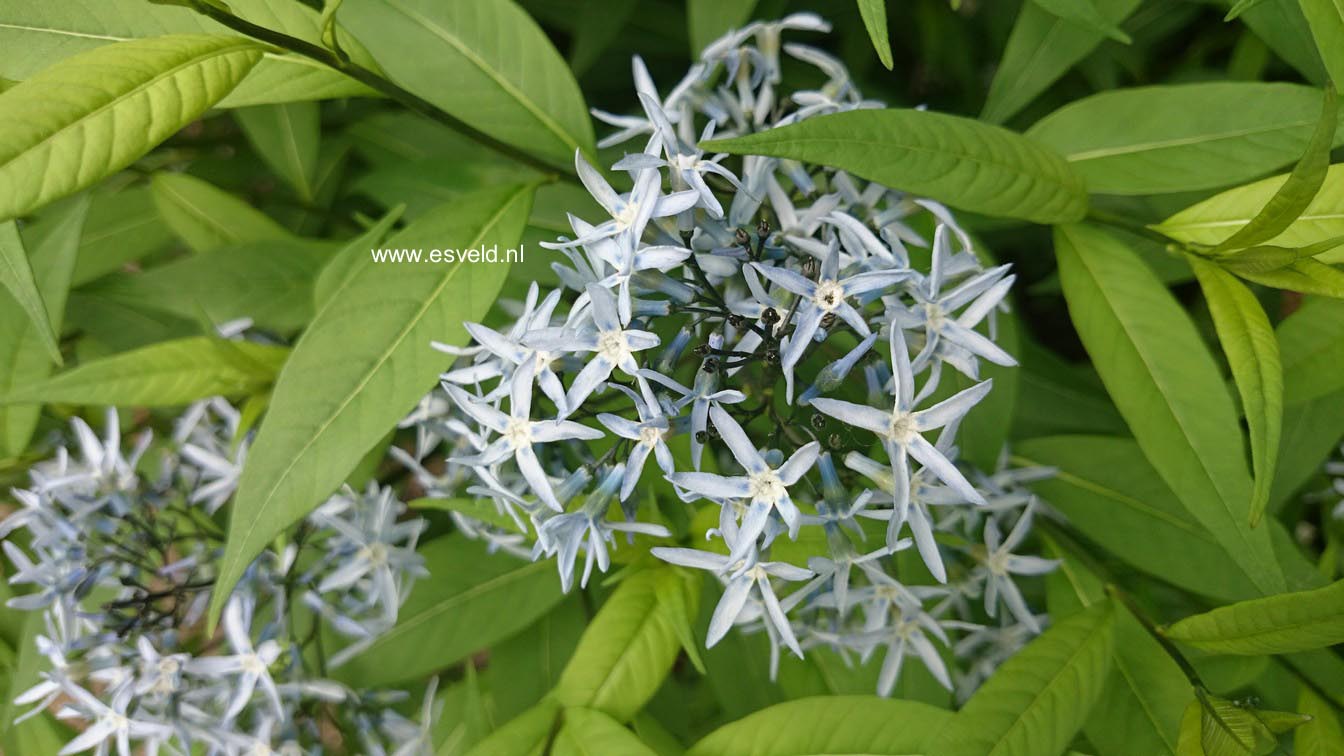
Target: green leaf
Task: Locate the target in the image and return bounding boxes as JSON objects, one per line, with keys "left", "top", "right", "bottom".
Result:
{"left": 1228, "top": 0, "right": 1272, "bottom": 19}
{"left": 1212, "top": 85, "right": 1337, "bottom": 253}
{"left": 1235, "top": 257, "right": 1344, "bottom": 296}
{"left": 1031, "top": 0, "right": 1131, "bottom": 43}
{"left": 923, "top": 601, "right": 1115, "bottom": 756}
{"left": 1277, "top": 296, "right": 1344, "bottom": 405}
{"left": 462, "top": 698, "right": 559, "bottom": 756}
{"left": 0, "top": 197, "right": 89, "bottom": 455}
{"left": 0, "top": 222, "right": 61, "bottom": 365}
{"left": 338, "top": 0, "right": 596, "bottom": 167}
{"left": 553, "top": 708, "right": 659, "bottom": 756}
{"left": 688, "top": 0, "right": 759, "bottom": 56}
{"left": 235, "top": 102, "right": 321, "bottom": 202}
{"left": 1227, "top": 0, "right": 1328, "bottom": 84}
{"left": 0, "top": 336, "right": 287, "bottom": 406}
{"left": 0, "top": 0, "right": 375, "bottom": 106}
{"left": 1296, "top": 687, "right": 1344, "bottom": 756}
{"left": 1195, "top": 691, "right": 1309, "bottom": 755}
{"left": 208, "top": 184, "right": 532, "bottom": 629}
{"left": 554, "top": 566, "right": 700, "bottom": 722}
{"left": 151, "top": 172, "right": 292, "bottom": 253}
{"left": 1054, "top": 224, "right": 1287, "bottom": 596}
{"left": 856, "top": 0, "right": 893, "bottom": 69}
{"left": 1155, "top": 165, "right": 1344, "bottom": 264}
{"left": 1188, "top": 258, "right": 1282, "bottom": 527}
{"left": 70, "top": 187, "right": 174, "bottom": 286}
{"left": 1300, "top": 0, "right": 1344, "bottom": 86}
{"left": 88, "top": 239, "right": 333, "bottom": 333}
{"left": 409, "top": 497, "right": 525, "bottom": 533}
{"left": 332, "top": 534, "right": 565, "bottom": 687}
{"left": 702, "top": 109, "right": 1088, "bottom": 224}
{"left": 981, "top": 0, "right": 1142, "bottom": 124}
{"left": 0, "top": 35, "right": 261, "bottom": 222}
{"left": 1014, "top": 436, "right": 1259, "bottom": 602}
{"left": 487, "top": 598, "right": 586, "bottom": 722}
{"left": 313, "top": 206, "right": 404, "bottom": 309}
{"left": 1164, "top": 578, "right": 1344, "bottom": 655}
{"left": 0, "top": 613, "right": 68, "bottom": 756}
{"left": 1025, "top": 83, "right": 1343, "bottom": 195}
{"left": 1218, "top": 236, "right": 1344, "bottom": 274}
{"left": 686, "top": 696, "right": 950, "bottom": 756}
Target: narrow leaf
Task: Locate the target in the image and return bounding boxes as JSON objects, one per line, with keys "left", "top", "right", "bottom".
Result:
{"left": 235, "top": 102, "right": 321, "bottom": 201}
{"left": 312, "top": 205, "right": 405, "bottom": 309}
{"left": 553, "top": 708, "right": 659, "bottom": 756}
{"left": 1300, "top": 0, "right": 1344, "bottom": 86}
{"left": 408, "top": 497, "right": 524, "bottom": 533}
{"left": 462, "top": 698, "right": 559, "bottom": 756}
{"left": 688, "top": 0, "right": 760, "bottom": 56}
{"left": 923, "top": 601, "right": 1115, "bottom": 756}
{"left": 1213, "top": 84, "right": 1337, "bottom": 253}
{"left": 1032, "top": 0, "right": 1132, "bottom": 43}
{"left": 856, "top": 0, "right": 894, "bottom": 69}
{"left": 1054, "top": 224, "right": 1286, "bottom": 596}
{"left": 687, "top": 696, "right": 951, "bottom": 756}
{"left": 0, "top": 222, "right": 61, "bottom": 364}
{"left": 703, "top": 109, "right": 1089, "bottom": 224}
{"left": 1277, "top": 296, "right": 1344, "bottom": 405}
{"left": 151, "top": 172, "right": 292, "bottom": 253}
{"left": 208, "top": 184, "right": 532, "bottom": 629}
{"left": 1236, "top": 257, "right": 1344, "bottom": 296}
{"left": 1228, "top": 0, "right": 1272, "bottom": 19}
{"left": 1188, "top": 258, "right": 1283, "bottom": 527}
{"left": 1296, "top": 687, "right": 1344, "bottom": 756}
{"left": 1164, "top": 578, "right": 1344, "bottom": 655}
{"left": 70, "top": 187, "right": 174, "bottom": 286}
{"left": 0, "top": 336, "right": 287, "bottom": 407}
{"left": 0, "top": 35, "right": 261, "bottom": 222}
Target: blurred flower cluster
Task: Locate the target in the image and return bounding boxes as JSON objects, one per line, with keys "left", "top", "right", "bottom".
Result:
{"left": 2, "top": 401, "right": 436, "bottom": 756}
{"left": 399, "top": 16, "right": 1058, "bottom": 699}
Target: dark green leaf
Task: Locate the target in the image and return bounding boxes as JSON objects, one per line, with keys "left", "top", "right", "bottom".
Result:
{"left": 235, "top": 102, "right": 321, "bottom": 202}
{"left": 688, "top": 0, "right": 759, "bottom": 56}
{"left": 687, "top": 696, "right": 951, "bottom": 756}
{"left": 856, "top": 0, "right": 893, "bottom": 69}
{"left": 150, "top": 172, "right": 292, "bottom": 253}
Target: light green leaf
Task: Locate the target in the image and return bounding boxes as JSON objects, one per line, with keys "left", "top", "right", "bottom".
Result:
{"left": 88, "top": 239, "right": 332, "bottom": 333}
{"left": 313, "top": 206, "right": 404, "bottom": 309}
{"left": 981, "top": 0, "right": 1142, "bottom": 124}
{"left": 70, "top": 187, "right": 173, "bottom": 286}
{"left": 462, "top": 698, "right": 558, "bottom": 756}
{"left": 208, "top": 184, "right": 532, "bottom": 629}
{"left": 408, "top": 497, "right": 524, "bottom": 533}
{"left": 1235, "top": 257, "right": 1344, "bottom": 296}
{"left": 1026, "top": 83, "right": 1343, "bottom": 195}
{"left": 235, "top": 102, "right": 321, "bottom": 201}
{"left": 0, "top": 35, "right": 261, "bottom": 222}
{"left": 332, "top": 534, "right": 565, "bottom": 687}
{"left": 1296, "top": 687, "right": 1344, "bottom": 756}
{"left": 0, "top": 336, "right": 287, "bottom": 406}
{"left": 1212, "top": 84, "right": 1337, "bottom": 253}
{"left": 1218, "top": 236, "right": 1344, "bottom": 274}
{"left": 1031, "top": 0, "right": 1131, "bottom": 43}
{"left": 1226, "top": 0, "right": 1327, "bottom": 84}
{"left": 857, "top": 0, "right": 893, "bottom": 69}
{"left": 1196, "top": 691, "right": 1309, "bottom": 755}
{"left": 1054, "top": 224, "right": 1286, "bottom": 596}
{"left": 151, "top": 172, "right": 292, "bottom": 253}
{"left": 0, "top": 221, "right": 61, "bottom": 365}
{"left": 1277, "top": 296, "right": 1344, "bottom": 405}
{"left": 553, "top": 708, "right": 658, "bottom": 756}
{"left": 487, "top": 598, "right": 586, "bottom": 722}
{"left": 0, "top": 0, "right": 375, "bottom": 106}
{"left": 554, "top": 567, "right": 700, "bottom": 722}
{"left": 0, "top": 197, "right": 89, "bottom": 455}
{"left": 0, "top": 613, "right": 68, "bottom": 756}
{"left": 338, "top": 0, "right": 596, "bottom": 167}
{"left": 687, "top": 696, "right": 950, "bottom": 756}
{"left": 1014, "top": 436, "right": 1259, "bottom": 602}
{"left": 1165, "top": 578, "right": 1344, "bottom": 655}
{"left": 688, "top": 0, "right": 759, "bottom": 56}
{"left": 1300, "top": 0, "right": 1344, "bottom": 86}
{"left": 923, "top": 601, "right": 1115, "bottom": 756}
{"left": 1155, "top": 165, "right": 1344, "bottom": 264}
{"left": 703, "top": 109, "right": 1088, "bottom": 224}
{"left": 1188, "top": 258, "right": 1282, "bottom": 527}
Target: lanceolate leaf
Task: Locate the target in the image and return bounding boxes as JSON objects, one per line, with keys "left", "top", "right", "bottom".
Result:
{"left": 553, "top": 708, "right": 659, "bottom": 756}
{"left": 687, "top": 0, "right": 759, "bottom": 56}
{"left": 1054, "top": 224, "right": 1287, "bottom": 596}
{"left": 1031, "top": 0, "right": 1131, "bottom": 43}
{"left": 1212, "top": 84, "right": 1337, "bottom": 253}
{"left": 687, "top": 696, "right": 950, "bottom": 756}
{"left": 462, "top": 698, "right": 559, "bottom": 756}
{"left": 554, "top": 567, "right": 700, "bottom": 722}
{"left": 208, "top": 184, "right": 532, "bottom": 629}
{"left": 1025, "top": 83, "right": 1344, "bottom": 195}
{"left": 1155, "top": 164, "right": 1344, "bottom": 264}
{"left": 703, "top": 109, "right": 1089, "bottom": 224}
{"left": 234, "top": 102, "right": 321, "bottom": 202}
{"left": 312, "top": 206, "right": 405, "bottom": 309}
{"left": 1164, "top": 578, "right": 1344, "bottom": 655}
{"left": 332, "top": 535, "right": 565, "bottom": 687}
{"left": 408, "top": 497, "right": 525, "bottom": 533}
{"left": 981, "top": 0, "right": 1142, "bottom": 124}
{"left": 1277, "top": 296, "right": 1344, "bottom": 405}
{"left": 1236, "top": 257, "right": 1344, "bottom": 296}
{"left": 70, "top": 187, "right": 174, "bottom": 286}
{"left": 0, "top": 222, "right": 61, "bottom": 365}
{"left": 0, "top": 336, "right": 287, "bottom": 407}
{"left": 338, "top": 0, "right": 596, "bottom": 167}
{"left": 1188, "top": 258, "right": 1282, "bottom": 527}
{"left": 923, "top": 601, "right": 1115, "bottom": 756}
{"left": 1296, "top": 687, "right": 1344, "bottom": 756}
{"left": 1230, "top": 0, "right": 1328, "bottom": 84}
{"left": 0, "top": 197, "right": 89, "bottom": 456}
{"left": 856, "top": 0, "right": 893, "bottom": 69}
{"left": 1300, "top": 0, "right": 1344, "bottom": 87}
{"left": 151, "top": 173, "right": 293, "bottom": 254}
{"left": 0, "top": 35, "right": 262, "bottom": 222}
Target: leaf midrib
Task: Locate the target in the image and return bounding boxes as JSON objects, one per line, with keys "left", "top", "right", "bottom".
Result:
{"left": 1064, "top": 119, "right": 1317, "bottom": 162}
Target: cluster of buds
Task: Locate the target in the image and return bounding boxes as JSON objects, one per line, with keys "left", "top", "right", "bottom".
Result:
{"left": 400, "top": 16, "right": 1058, "bottom": 699}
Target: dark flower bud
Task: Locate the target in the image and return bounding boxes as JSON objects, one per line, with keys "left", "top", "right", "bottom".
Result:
{"left": 693, "top": 343, "right": 711, "bottom": 356}
{"left": 734, "top": 227, "right": 751, "bottom": 246}
{"left": 761, "top": 307, "right": 780, "bottom": 324}
{"left": 765, "top": 347, "right": 780, "bottom": 365}
{"left": 828, "top": 433, "right": 843, "bottom": 449}
{"left": 756, "top": 218, "right": 771, "bottom": 238}
{"left": 727, "top": 314, "right": 746, "bottom": 329}
{"left": 702, "top": 357, "right": 719, "bottom": 373}
{"left": 695, "top": 430, "right": 709, "bottom": 443}
{"left": 801, "top": 257, "right": 818, "bottom": 279}
{"left": 810, "top": 413, "right": 826, "bottom": 430}
{"left": 820, "top": 312, "right": 837, "bottom": 330}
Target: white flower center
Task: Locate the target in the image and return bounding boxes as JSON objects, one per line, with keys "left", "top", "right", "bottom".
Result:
{"left": 638, "top": 426, "right": 663, "bottom": 448}
{"left": 748, "top": 470, "right": 786, "bottom": 504}
{"left": 597, "top": 330, "right": 631, "bottom": 363}
{"left": 240, "top": 653, "right": 267, "bottom": 676}
{"left": 887, "top": 412, "right": 916, "bottom": 443}
{"left": 360, "top": 542, "right": 389, "bottom": 566}
{"left": 812, "top": 280, "right": 845, "bottom": 312}
{"left": 614, "top": 201, "right": 640, "bottom": 230}
{"left": 987, "top": 549, "right": 1010, "bottom": 576}
{"left": 504, "top": 418, "right": 533, "bottom": 449}
{"left": 925, "top": 302, "right": 945, "bottom": 329}
{"left": 675, "top": 153, "right": 700, "bottom": 171}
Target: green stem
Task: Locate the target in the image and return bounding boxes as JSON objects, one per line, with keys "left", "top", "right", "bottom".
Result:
{"left": 176, "top": 0, "right": 575, "bottom": 183}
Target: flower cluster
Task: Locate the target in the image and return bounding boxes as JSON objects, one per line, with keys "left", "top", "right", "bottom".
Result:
{"left": 400, "top": 15, "right": 1058, "bottom": 699}
{"left": 2, "top": 403, "right": 436, "bottom": 756}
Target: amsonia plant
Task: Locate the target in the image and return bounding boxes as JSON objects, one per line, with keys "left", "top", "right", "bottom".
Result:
{"left": 0, "top": 2, "right": 1343, "bottom": 756}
